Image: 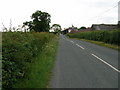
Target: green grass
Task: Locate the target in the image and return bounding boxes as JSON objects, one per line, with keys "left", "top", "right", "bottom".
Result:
{"left": 70, "top": 37, "right": 120, "bottom": 51}
{"left": 13, "top": 35, "right": 59, "bottom": 88}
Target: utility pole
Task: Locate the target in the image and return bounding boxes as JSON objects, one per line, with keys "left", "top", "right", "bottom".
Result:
{"left": 118, "top": 1, "right": 120, "bottom": 21}
{"left": 118, "top": 1, "right": 120, "bottom": 27}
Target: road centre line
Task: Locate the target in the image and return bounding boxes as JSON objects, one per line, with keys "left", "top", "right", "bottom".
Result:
{"left": 64, "top": 36, "right": 119, "bottom": 73}
{"left": 62, "top": 37, "right": 68, "bottom": 41}
{"left": 76, "top": 44, "right": 85, "bottom": 50}
{"left": 70, "top": 41, "right": 74, "bottom": 43}
{"left": 91, "top": 53, "right": 120, "bottom": 73}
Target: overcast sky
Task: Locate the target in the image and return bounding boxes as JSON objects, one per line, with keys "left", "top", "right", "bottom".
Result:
{"left": 0, "top": 0, "right": 119, "bottom": 30}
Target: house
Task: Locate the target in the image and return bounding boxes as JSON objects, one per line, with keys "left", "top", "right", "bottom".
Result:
{"left": 91, "top": 24, "right": 118, "bottom": 30}
{"left": 62, "top": 25, "right": 78, "bottom": 34}
{"left": 69, "top": 27, "right": 92, "bottom": 33}
{"left": 67, "top": 25, "right": 78, "bottom": 33}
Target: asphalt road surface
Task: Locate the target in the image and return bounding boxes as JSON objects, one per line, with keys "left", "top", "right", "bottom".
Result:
{"left": 50, "top": 34, "right": 119, "bottom": 88}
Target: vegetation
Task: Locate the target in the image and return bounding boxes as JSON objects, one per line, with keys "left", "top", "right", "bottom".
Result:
{"left": 78, "top": 26, "right": 86, "bottom": 30}
{"left": 23, "top": 10, "right": 51, "bottom": 32}
{"left": 51, "top": 24, "right": 62, "bottom": 33}
{"left": 13, "top": 35, "right": 58, "bottom": 88}
{"left": 118, "top": 21, "right": 120, "bottom": 28}
{"left": 73, "top": 38, "right": 119, "bottom": 51}
{"left": 67, "top": 29, "right": 120, "bottom": 49}
{"left": 2, "top": 32, "right": 58, "bottom": 89}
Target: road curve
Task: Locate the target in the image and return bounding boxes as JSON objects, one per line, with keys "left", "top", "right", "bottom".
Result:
{"left": 50, "top": 34, "right": 119, "bottom": 88}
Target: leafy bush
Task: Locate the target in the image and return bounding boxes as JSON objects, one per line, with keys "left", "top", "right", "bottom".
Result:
{"left": 2, "top": 32, "right": 55, "bottom": 89}
{"left": 67, "top": 29, "right": 120, "bottom": 45}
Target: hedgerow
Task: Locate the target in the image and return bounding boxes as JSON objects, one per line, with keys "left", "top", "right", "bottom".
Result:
{"left": 2, "top": 32, "right": 55, "bottom": 89}
{"left": 67, "top": 29, "right": 120, "bottom": 45}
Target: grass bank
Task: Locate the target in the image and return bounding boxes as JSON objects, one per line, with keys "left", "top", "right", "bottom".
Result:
{"left": 13, "top": 35, "right": 59, "bottom": 88}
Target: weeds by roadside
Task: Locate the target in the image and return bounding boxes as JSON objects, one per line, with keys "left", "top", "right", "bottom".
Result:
{"left": 2, "top": 32, "right": 58, "bottom": 89}
{"left": 13, "top": 35, "right": 59, "bottom": 88}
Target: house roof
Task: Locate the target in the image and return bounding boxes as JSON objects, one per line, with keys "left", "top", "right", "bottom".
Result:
{"left": 92, "top": 24, "right": 117, "bottom": 26}
{"left": 91, "top": 24, "right": 117, "bottom": 30}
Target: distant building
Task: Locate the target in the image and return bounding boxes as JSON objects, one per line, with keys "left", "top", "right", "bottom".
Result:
{"left": 91, "top": 24, "right": 118, "bottom": 30}
{"left": 67, "top": 25, "right": 78, "bottom": 33}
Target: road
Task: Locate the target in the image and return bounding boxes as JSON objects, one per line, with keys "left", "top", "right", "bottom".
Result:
{"left": 50, "top": 34, "right": 119, "bottom": 88}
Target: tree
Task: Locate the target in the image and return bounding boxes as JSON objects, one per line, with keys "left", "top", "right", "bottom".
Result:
{"left": 78, "top": 26, "right": 86, "bottom": 30}
{"left": 118, "top": 21, "right": 120, "bottom": 28}
{"left": 51, "top": 24, "right": 62, "bottom": 33}
{"left": 23, "top": 10, "right": 51, "bottom": 32}
{"left": 23, "top": 21, "right": 33, "bottom": 31}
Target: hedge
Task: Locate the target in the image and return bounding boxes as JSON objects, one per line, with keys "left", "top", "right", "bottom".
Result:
{"left": 67, "top": 29, "right": 120, "bottom": 45}
{"left": 2, "top": 32, "right": 55, "bottom": 89}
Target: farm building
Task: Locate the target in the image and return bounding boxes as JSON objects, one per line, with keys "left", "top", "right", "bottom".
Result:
{"left": 67, "top": 26, "right": 78, "bottom": 33}
{"left": 91, "top": 24, "right": 118, "bottom": 30}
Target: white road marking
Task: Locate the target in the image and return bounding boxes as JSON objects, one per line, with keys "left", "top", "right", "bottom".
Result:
{"left": 62, "top": 38, "right": 66, "bottom": 40}
{"left": 70, "top": 41, "right": 74, "bottom": 43}
{"left": 76, "top": 44, "right": 85, "bottom": 50}
{"left": 63, "top": 38, "right": 72, "bottom": 42}
{"left": 91, "top": 53, "right": 120, "bottom": 73}
{"left": 62, "top": 37, "right": 68, "bottom": 41}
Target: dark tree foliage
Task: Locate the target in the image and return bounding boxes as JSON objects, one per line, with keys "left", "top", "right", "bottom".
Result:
{"left": 80, "top": 26, "right": 86, "bottom": 29}
{"left": 23, "top": 21, "right": 33, "bottom": 30}
{"left": 23, "top": 10, "right": 51, "bottom": 32}
{"left": 51, "top": 24, "right": 62, "bottom": 32}
{"left": 118, "top": 21, "right": 120, "bottom": 28}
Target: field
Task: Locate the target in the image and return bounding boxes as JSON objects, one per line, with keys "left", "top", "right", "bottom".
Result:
{"left": 2, "top": 32, "right": 58, "bottom": 89}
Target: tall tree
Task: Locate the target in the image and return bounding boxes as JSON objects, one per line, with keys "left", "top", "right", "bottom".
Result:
{"left": 51, "top": 24, "right": 62, "bottom": 33}
{"left": 23, "top": 10, "right": 51, "bottom": 32}
{"left": 23, "top": 21, "right": 33, "bottom": 30}
{"left": 78, "top": 26, "right": 86, "bottom": 30}
{"left": 118, "top": 21, "right": 120, "bottom": 28}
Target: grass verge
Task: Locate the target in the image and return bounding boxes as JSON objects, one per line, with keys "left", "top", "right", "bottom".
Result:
{"left": 13, "top": 35, "right": 59, "bottom": 88}
{"left": 70, "top": 37, "right": 120, "bottom": 51}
